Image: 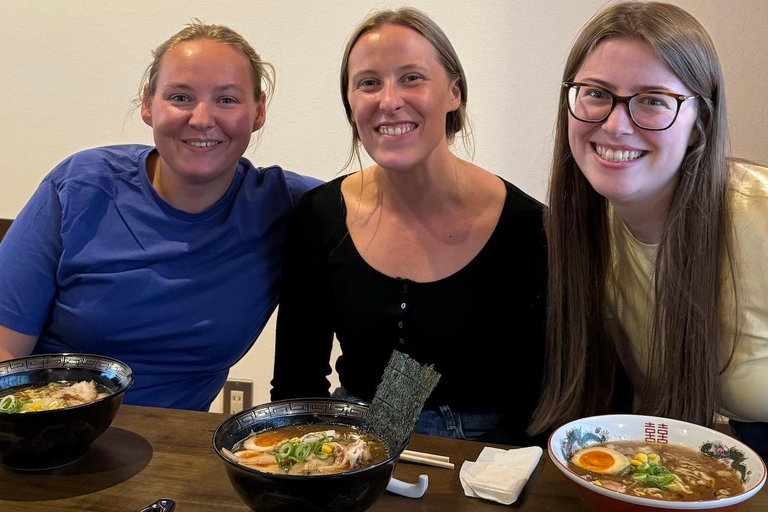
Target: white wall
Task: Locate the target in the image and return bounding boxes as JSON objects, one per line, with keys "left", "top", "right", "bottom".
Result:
{"left": 2, "top": 1, "right": 766, "bottom": 412}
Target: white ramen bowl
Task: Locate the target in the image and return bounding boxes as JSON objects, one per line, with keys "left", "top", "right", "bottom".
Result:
{"left": 548, "top": 414, "right": 766, "bottom": 511}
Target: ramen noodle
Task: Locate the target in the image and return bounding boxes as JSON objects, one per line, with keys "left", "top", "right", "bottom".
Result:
{"left": 0, "top": 381, "right": 110, "bottom": 413}
{"left": 224, "top": 424, "right": 388, "bottom": 475}
{"left": 568, "top": 441, "right": 745, "bottom": 501}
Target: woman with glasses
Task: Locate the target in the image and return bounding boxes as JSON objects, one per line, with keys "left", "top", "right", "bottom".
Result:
{"left": 529, "top": 1, "right": 768, "bottom": 459}
{"left": 271, "top": 7, "right": 548, "bottom": 445}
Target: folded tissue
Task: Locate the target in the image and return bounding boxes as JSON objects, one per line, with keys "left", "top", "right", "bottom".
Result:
{"left": 459, "top": 446, "right": 543, "bottom": 505}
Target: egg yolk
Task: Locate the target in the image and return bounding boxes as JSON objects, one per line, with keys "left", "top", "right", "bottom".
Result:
{"left": 579, "top": 450, "right": 616, "bottom": 472}
{"left": 251, "top": 432, "right": 287, "bottom": 447}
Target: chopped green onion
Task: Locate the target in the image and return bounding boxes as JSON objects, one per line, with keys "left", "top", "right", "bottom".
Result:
{"left": 0, "top": 395, "right": 24, "bottom": 413}
{"left": 274, "top": 432, "right": 337, "bottom": 469}
{"left": 630, "top": 458, "right": 675, "bottom": 488}
{"left": 278, "top": 442, "right": 294, "bottom": 458}
{"left": 294, "top": 443, "right": 312, "bottom": 461}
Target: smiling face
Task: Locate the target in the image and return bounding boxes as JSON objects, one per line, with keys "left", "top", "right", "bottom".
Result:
{"left": 141, "top": 39, "right": 265, "bottom": 192}
{"left": 568, "top": 37, "right": 698, "bottom": 211}
{"left": 346, "top": 24, "right": 461, "bottom": 173}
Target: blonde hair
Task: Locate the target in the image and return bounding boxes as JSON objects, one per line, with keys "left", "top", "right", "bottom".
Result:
{"left": 137, "top": 20, "right": 274, "bottom": 106}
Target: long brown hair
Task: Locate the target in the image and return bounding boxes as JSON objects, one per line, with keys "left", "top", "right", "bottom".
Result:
{"left": 530, "top": 1, "right": 733, "bottom": 433}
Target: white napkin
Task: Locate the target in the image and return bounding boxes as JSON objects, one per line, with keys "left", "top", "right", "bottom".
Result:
{"left": 459, "top": 446, "right": 543, "bottom": 505}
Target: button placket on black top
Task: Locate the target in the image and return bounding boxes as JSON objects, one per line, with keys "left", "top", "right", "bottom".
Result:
{"left": 397, "top": 280, "right": 409, "bottom": 345}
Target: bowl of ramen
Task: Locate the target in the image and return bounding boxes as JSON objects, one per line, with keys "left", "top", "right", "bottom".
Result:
{"left": 213, "top": 398, "right": 410, "bottom": 512}
{"left": 0, "top": 353, "right": 133, "bottom": 470}
{"left": 548, "top": 414, "right": 766, "bottom": 511}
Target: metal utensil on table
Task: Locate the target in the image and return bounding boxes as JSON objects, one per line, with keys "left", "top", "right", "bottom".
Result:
{"left": 137, "top": 498, "right": 176, "bottom": 512}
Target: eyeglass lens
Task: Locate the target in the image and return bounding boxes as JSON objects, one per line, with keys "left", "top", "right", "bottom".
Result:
{"left": 568, "top": 85, "right": 678, "bottom": 130}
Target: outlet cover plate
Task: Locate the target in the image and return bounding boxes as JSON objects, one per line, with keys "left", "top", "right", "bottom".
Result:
{"left": 223, "top": 379, "right": 253, "bottom": 414}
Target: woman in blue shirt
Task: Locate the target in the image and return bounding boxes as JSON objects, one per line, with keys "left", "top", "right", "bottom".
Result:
{"left": 0, "top": 22, "right": 319, "bottom": 410}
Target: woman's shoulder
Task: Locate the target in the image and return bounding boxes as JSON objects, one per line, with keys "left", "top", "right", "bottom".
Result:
{"left": 282, "top": 174, "right": 350, "bottom": 248}
{"left": 48, "top": 144, "right": 151, "bottom": 184}
{"left": 283, "top": 174, "right": 348, "bottom": 227}
{"left": 292, "top": 173, "right": 347, "bottom": 210}
{"left": 456, "top": 163, "right": 545, "bottom": 238}
{"left": 463, "top": 161, "right": 544, "bottom": 214}
{"left": 247, "top": 162, "right": 323, "bottom": 206}
{"left": 498, "top": 177, "right": 545, "bottom": 213}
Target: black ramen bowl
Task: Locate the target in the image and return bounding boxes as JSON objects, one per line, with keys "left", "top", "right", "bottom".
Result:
{"left": 213, "top": 398, "right": 409, "bottom": 512}
{"left": 0, "top": 353, "right": 133, "bottom": 471}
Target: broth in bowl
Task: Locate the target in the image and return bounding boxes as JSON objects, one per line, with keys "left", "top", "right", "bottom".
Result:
{"left": 0, "top": 380, "right": 112, "bottom": 413}
{"left": 569, "top": 441, "right": 744, "bottom": 501}
{"left": 548, "top": 414, "right": 766, "bottom": 512}
{"left": 223, "top": 424, "right": 388, "bottom": 475}
{"left": 213, "top": 398, "right": 409, "bottom": 512}
{"left": 0, "top": 353, "right": 133, "bottom": 470}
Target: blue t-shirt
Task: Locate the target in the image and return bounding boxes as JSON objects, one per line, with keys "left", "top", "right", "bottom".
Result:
{"left": 0, "top": 145, "right": 320, "bottom": 410}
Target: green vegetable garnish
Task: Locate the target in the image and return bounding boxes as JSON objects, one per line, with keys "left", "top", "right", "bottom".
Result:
{"left": 631, "top": 460, "right": 675, "bottom": 488}
{"left": 274, "top": 433, "right": 336, "bottom": 468}
{"left": 0, "top": 395, "right": 24, "bottom": 413}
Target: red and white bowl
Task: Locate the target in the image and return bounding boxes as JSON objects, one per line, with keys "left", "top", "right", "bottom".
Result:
{"left": 548, "top": 414, "right": 766, "bottom": 511}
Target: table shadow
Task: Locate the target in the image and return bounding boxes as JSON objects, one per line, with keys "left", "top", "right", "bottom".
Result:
{"left": 0, "top": 426, "right": 152, "bottom": 501}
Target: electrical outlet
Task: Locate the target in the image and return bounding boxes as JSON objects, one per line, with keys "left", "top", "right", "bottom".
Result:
{"left": 230, "top": 390, "right": 244, "bottom": 414}
{"left": 223, "top": 380, "right": 253, "bottom": 415}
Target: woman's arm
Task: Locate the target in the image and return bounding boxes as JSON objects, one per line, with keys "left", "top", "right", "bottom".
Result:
{"left": 0, "top": 177, "right": 62, "bottom": 355}
{"left": 0, "top": 325, "right": 37, "bottom": 361}
{"left": 271, "top": 188, "right": 336, "bottom": 400}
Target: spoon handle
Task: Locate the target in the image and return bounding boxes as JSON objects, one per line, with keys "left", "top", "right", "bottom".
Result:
{"left": 137, "top": 498, "right": 176, "bottom": 512}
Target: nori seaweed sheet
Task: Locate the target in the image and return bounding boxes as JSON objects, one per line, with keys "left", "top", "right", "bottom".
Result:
{"left": 367, "top": 351, "right": 441, "bottom": 446}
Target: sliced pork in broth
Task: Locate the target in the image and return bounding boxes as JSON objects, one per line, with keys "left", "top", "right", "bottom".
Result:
{"left": 0, "top": 380, "right": 110, "bottom": 413}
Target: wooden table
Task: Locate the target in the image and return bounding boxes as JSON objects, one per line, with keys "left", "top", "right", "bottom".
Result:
{"left": 0, "top": 405, "right": 765, "bottom": 511}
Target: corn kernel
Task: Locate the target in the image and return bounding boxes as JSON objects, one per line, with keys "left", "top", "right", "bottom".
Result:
{"left": 648, "top": 453, "right": 660, "bottom": 462}
{"left": 321, "top": 444, "right": 333, "bottom": 454}
{"left": 630, "top": 459, "right": 642, "bottom": 466}
{"left": 291, "top": 437, "right": 300, "bottom": 443}
{"left": 636, "top": 453, "right": 648, "bottom": 463}
{"left": 593, "top": 480, "right": 602, "bottom": 486}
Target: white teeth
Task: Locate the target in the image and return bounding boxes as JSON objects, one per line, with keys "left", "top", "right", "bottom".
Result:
{"left": 188, "top": 141, "right": 219, "bottom": 148}
{"left": 596, "top": 145, "right": 643, "bottom": 162}
{"left": 379, "top": 124, "right": 415, "bottom": 136}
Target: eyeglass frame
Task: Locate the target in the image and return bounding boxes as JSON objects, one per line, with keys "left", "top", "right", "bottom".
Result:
{"left": 562, "top": 81, "right": 700, "bottom": 131}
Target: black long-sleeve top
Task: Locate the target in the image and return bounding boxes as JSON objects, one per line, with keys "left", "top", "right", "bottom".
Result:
{"left": 272, "top": 175, "right": 547, "bottom": 443}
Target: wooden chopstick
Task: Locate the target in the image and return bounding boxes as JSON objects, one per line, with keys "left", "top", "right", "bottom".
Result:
{"left": 402, "top": 449, "right": 451, "bottom": 462}
{"left": 399, "top": 450, "right": 455, "bottom": 469}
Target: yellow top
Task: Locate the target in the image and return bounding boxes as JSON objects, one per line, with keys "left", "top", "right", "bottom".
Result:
{"left": 607, "top": 161, "right": 768, "bottom": 422}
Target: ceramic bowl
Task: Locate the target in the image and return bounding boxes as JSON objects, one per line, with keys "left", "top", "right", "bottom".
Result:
{"left": 213, "top": 398, "right": 409, "bottom": 512}
{"left": 0, "top": 353, "right": 133, "bottom": 470}
{"left": 548, "top": 414, "right": 766, "bottom": 511}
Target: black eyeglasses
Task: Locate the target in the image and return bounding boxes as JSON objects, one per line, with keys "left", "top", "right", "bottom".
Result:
{"left": 563, "top": 81, "right": 699, "bottom": 131}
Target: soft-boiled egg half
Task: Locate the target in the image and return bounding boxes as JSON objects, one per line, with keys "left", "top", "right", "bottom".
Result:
{"left": 571, "top": 446, "right": 629, "bottom": 475}
{"left": 243, "top": 431, "right": 289, "bottom": 452}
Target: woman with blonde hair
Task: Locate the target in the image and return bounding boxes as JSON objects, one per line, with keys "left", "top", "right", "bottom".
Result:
{"left": 272, "top": 7, "right": 548, "bottom": 444}
{"left": 0, "top": 21, "right": 319, "bottom": 410}
{"left": 529, "top": 1, "right": 768, "bottom": 459}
